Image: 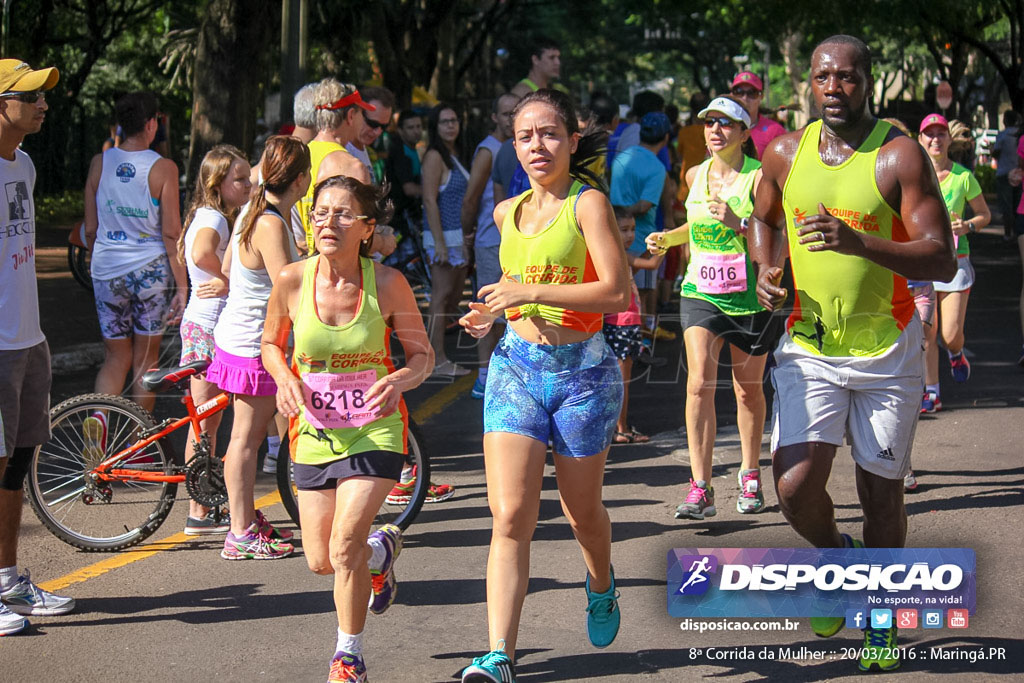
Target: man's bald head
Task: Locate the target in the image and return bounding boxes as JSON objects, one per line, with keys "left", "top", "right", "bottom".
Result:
{"left": 812, "top": 35, "right": 872, "bottom": 79}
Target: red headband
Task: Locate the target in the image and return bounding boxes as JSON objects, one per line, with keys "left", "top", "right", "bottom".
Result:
{"left": 314, "top": 91, "right": 376, "bottom": 112}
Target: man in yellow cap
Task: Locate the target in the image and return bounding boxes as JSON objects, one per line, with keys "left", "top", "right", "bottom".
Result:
{"left": 0, "top": 58, "right": 76, "bottom": 636}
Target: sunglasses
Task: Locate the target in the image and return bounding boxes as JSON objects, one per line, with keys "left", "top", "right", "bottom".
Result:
{"left": 704, "top": 116, "right": 739, "bottom": 129}
{"left": 1, "top": 90, "right": 43, "bottom": 103}
{"left": 362, "top": 111, "right": 386, "bottom": 131}
{"left": 731, "top": 87, "right": 760, "bottom": 98}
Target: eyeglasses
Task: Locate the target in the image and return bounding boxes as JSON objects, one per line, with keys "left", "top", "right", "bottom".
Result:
{"left": 704, "top": 116, "right": 739, "bottom": 129}
{"left": 1, "top": 90, "right": 43, "bottom": 103}
{"left": 731, "top": 87, "right": 760, "bottom": 99}
{"left": 362, "top": 111, "right": 386, "bottom": 131}
{"left": 312, "top": 210, "right": 368, "bottom": 227}
{"left": 438, "top": 117, "right": 459, "bottom": 125}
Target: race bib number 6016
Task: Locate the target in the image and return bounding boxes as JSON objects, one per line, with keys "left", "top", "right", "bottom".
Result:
{"left": 303, "top": 369, "right": 379, "bottom": 429}
{"left": 695, "top": 252, "right": 747, "bottom": 294}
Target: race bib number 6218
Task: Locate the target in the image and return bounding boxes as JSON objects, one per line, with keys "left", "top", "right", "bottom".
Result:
{"left": 302, "top": 369, "right": 379, "bottom": 429}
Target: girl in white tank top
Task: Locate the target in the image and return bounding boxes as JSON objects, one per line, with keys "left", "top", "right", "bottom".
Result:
{"left": 204, "top": 135, "right": 311, "bottom": 559}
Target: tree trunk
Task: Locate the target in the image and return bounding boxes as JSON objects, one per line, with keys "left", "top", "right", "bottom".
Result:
{"left": 187, "top": 0, "right": 273, "bottom": 184}
{"left": 781, "top": 30, "right": 810, "bottom": 128}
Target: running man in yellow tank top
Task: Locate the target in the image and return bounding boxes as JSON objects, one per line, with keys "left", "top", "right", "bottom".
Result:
{"left": 749, "top": 35, "right": 956, "bottom": 673}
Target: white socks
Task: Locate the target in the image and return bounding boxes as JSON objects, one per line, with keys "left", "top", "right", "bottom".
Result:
{"left": 0, "top": 565, "right": 18, "bottom": 590}
{"left": 367, "top": 536, "right": 386, "bottom": 573}
{"left": 337, "top": 628, "right": 364, "bottom": 655}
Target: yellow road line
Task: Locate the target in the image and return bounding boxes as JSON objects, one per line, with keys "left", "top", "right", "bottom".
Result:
{"left": 38, "top": 490, "right": 284, "bottom": 593}
{"left": 411, "top": 372, "right": 475, "bottom": 424}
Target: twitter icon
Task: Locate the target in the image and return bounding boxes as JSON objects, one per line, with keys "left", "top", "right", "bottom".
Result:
{"left": 870, "top": 609, "right": 893, "bottom": 629}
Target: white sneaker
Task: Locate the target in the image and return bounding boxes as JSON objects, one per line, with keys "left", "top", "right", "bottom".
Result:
{"left": 0, "top": 569, "right": 76, "bottom": 616}
{"left": 0, "top": 602, "right": 28, "bottom": 635}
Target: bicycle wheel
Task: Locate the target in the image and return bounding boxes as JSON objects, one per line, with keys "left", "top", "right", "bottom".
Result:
{"left": 67, "top": 242, "right": 92, "bottom": 293}
{"left": 277, "top": 420, "right": 430, "bottom": 532}
{"left": 28, "top": 394, "right": 178, "bottom": 551}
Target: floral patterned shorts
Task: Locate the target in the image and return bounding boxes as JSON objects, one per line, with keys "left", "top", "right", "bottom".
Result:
{"left": 92, "top": 255, "right": 173, "bottom": 339}
{"left": 179, "top": 319, "right": 216, "bottom": 366}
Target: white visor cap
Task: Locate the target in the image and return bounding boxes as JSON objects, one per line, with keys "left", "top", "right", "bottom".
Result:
{"left": 697, "top": 97, "right": 752, "bottom": 128}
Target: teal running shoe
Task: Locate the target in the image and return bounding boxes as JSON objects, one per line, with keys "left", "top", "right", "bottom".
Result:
{"left": 585, "top": 567, "right": 621, "bottom": 648}
{"left": 462, "top": 640, "right": 516, "bottom": 682}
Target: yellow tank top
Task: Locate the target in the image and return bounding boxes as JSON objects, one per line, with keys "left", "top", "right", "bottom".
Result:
{"left": 299, "top": 140, "right": 352, "bottom": 255}
{"left": 288, "top": 256, "right": 407, "bottom": 465}
{"left": 498, "top": 180, "right": 603, "bottom": 333}
{"left": 782, "top": 119, "right": 914, "bottom": 357}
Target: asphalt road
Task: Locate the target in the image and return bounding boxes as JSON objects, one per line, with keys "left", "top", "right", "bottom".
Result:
{"left": 4, "top": 223, "right": 1023, "bottom": 681}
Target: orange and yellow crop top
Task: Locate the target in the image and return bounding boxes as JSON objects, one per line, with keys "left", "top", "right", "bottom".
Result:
{"left": 498, "top": 180, "right": 602, "bottom": 333}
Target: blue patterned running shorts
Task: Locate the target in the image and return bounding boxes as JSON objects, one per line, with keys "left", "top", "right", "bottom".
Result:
{"left": 483, "top": 327, "right": 623, "bottom": 457}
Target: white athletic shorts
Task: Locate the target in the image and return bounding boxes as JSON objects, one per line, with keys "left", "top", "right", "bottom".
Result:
{"left": 933, "top": 256, "right": 974, "bottom": 293}
{"left": 770, "top": 315, "right": 925, "bottom": 480}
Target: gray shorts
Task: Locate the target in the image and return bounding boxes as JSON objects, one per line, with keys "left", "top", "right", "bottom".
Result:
{"left": 0, "top": 341, "right": 52, "bottom": 455}
{"left": 770, "top": 316, "right": 924, "bottom": 480}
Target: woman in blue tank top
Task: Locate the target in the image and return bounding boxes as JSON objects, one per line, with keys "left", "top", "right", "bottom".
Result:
{"left": 421, "top": 103, "right": 471, "bottom": 377}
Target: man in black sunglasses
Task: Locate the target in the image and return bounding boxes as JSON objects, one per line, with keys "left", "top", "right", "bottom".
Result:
{"left": 0, "top": 58, "right": 77, "bottom": 636}
{"left": 347, "top": 86, "right": 395, "bottom": 182}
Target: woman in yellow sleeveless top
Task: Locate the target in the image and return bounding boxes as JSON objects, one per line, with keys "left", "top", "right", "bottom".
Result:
{"left": 458, "top": 90, "right": 631, "bottom": 682}
{"left": 647, "top": 96, "right": 780, "bottom": 521}
{"left": 262, "top": 176, "right": 432, "bottom": 682}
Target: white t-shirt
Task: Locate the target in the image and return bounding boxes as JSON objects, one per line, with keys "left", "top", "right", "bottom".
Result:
{"left": 345, "top": 142, "right": 373, "bottom": 174}
{"left": 91, "top": 147, "right": 167, "bottom": 280}
{"left": 182, "top": 207, "right": 230, "bottom": 330}
{"left": 0, "top": 148, "right": 44, "bottom": 350}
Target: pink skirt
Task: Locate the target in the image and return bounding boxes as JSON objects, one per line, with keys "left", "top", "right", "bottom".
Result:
{"left": 206, "top": 346, "right": 277, "bottom": 396}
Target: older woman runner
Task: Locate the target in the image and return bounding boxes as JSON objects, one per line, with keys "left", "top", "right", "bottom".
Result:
{"left": 458, "top": 89, "right": 631, "bottom": 683}
{"left": 647, "top": 95, "right": 780, "bottom": 520}
{"left": 263, "top": 176, "right": 432, "bottom": 683}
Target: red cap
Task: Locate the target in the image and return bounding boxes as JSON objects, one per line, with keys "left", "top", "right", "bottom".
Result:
{"left": 314, "top": 90, "right": 376, "bottom": 112}
{"left": 731, "top": 71, "right": 763, "bottom": 92}
{"left": 919, "top": 113, "right": 949, "bottom": 133}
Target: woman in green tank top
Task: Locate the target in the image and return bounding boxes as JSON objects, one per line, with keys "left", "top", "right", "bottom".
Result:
{"left": 918, "top": 114, "right": 990, "bottom": 408}
{"left": 647, "top": 96, "right": 780, "bottom": 521}
{"left": 262, "top": 176, "right": 433, "bottom": 681}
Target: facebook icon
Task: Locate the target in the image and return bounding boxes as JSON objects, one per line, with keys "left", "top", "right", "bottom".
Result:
{"left": 845, "top": 608, "right": 866, "bottom": 629}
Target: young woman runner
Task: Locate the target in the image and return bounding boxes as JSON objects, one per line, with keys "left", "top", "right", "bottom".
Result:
{"left": 458, "top": 89, "right": 631, "bottom": 683}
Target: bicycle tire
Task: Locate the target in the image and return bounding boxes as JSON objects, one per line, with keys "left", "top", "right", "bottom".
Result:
{"left": 28, "top": 393, "right": 178, "bottom": 552}
{"left": 277, "top": 419, "right": 430, "bottom": 532}
{"left": 67, "top": 242, "right": 92, "bottom": 293}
